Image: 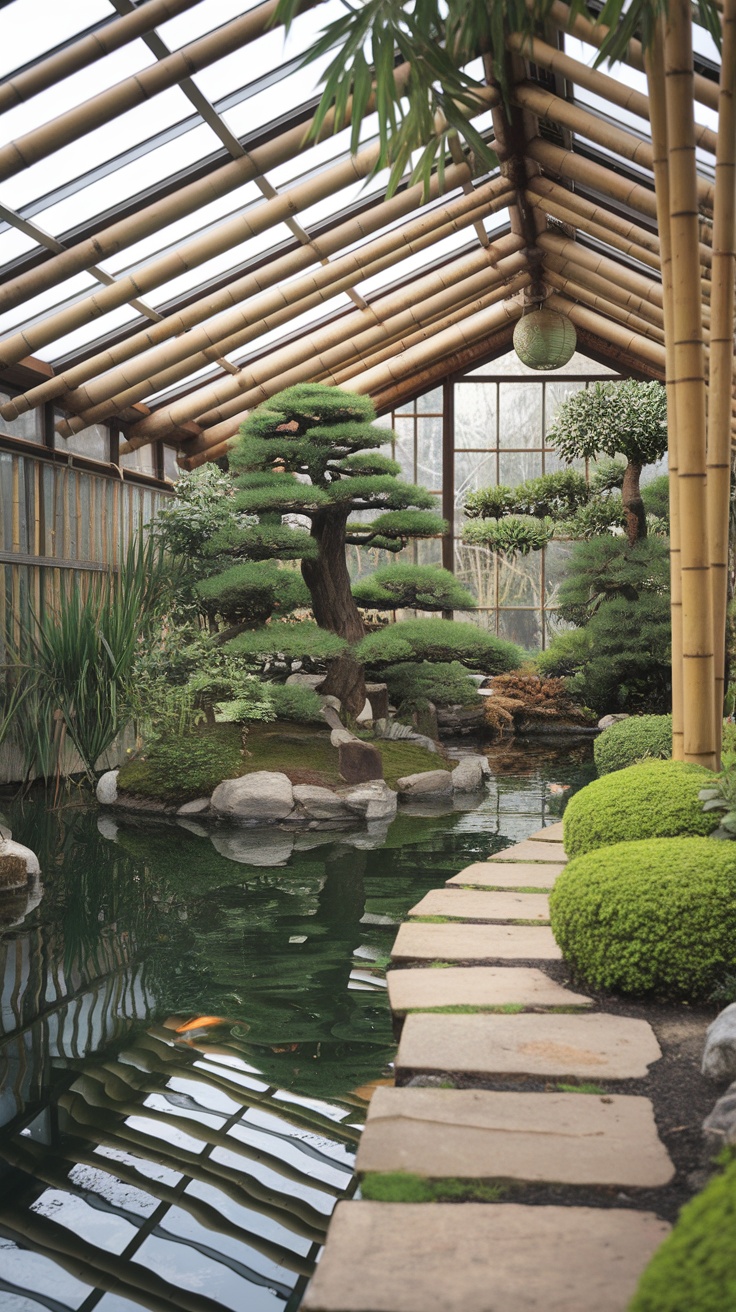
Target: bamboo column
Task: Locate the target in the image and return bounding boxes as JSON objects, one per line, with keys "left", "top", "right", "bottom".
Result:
{"left": 707, "top": 0, "right": 736, "bottom": 756}
{"left": 664, "top": 0, "right": 716, "bottom": 767}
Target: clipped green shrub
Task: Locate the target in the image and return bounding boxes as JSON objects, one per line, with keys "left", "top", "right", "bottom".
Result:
{"left": 118, "top": 724, "right": 244, "bottom": 803}
{"left": 629, "top": 1155, "right": 736, "bottom": 1311}
{"left": 228, "top": 621, "right": 348, "bottom": 663}
{"left": 352, "top": 564, "right": 475, "bottom": 612}
{"left": 381, "top": 661, "right": 480, "bottom": 708}
{"left": 356, "top": 617, "right": 522, "bottom": 672}
{"left": 563, "top": 759, "right": 715, "bottom": 857}
{"left": 549, "top": 837, "right": 736, "bottom": 999}
{"left": 265, "top": 683, "right": 324, "bottom": 723}
{"left": 594, "top": 715, "right": 672, "bottom": 775}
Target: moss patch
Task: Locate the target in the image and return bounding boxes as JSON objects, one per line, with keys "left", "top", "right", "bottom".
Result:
{"left": 118, "top": 724, "right": 245, "bottom": 803}
{"left": 556, "top": 1082, "right": 608, "bottom": 1095}
{"left": 360, "top": 1172, "right": 504, "bottom": 1203}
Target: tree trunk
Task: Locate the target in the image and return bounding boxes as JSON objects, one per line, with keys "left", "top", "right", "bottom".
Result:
{"left": 621, "top": 459, "right": 646, "bottom": 545}
{"left": 301, "top": 508, "right": 367, "bottom": 715}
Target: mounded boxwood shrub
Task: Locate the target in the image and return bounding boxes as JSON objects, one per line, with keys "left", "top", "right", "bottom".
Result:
{"left": 563, "top": 759, "right": 715, "bottom": 857}
{"left": 265, "top": 683, "right": 325, "bottom": 723}
{"left": 629, "top": 1155, "right": 736, "bottom": 1311}
{"left": 594, "top": 714, "right": 672, "bottom": 775}
{"left": 549, "top": 837, "right": 736, "bottom": 999}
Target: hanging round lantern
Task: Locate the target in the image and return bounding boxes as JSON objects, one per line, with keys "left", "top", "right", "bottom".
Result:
{"left": 513, "top": 305, "right": 577, "bottom": 371}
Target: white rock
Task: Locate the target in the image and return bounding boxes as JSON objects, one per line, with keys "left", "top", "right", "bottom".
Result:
{"left": 210, "top": 772, "right": 294, "bottom": 824}
{"left": 320, "top": 694, "right": 342, "bottom": 712}
{"left": 355, "top": 700, "right": 373, "bottom": 724}
{"left": 452, "top": 755, "right": 492, "bottom": 793}
{"left": 177, "top": 797, "right": 210, "bottom": 816}
{"left": 285, "top": 672, "right": 325, "bottom": 689}
{"left": 293, "top": 785, "right": 354, "bottom": 820}
{"left": 96, "top": 769, "right": 119, "bottom": 805}
{"left": 396, "top": 770, "right": 453, "bottom": 798}
{"left": 0, "top": 838, "right": 40, "bottom": 886}
{"left": 702, "top": 1003, "right": 736, "bottom": 1082}
{"left": 211, "top": 829, "right": 295, "bottom": 867}
{"left": 703, "top": 1080, "right": 736, "bottom": 1151}
{"left": 339, "top": 779, "right": 398, "bottom": 823}
{"left": 330, "top": 727, "right": 355, "bottom": 747}
{"left": 97, "top": 815, "right": 119, "bottom": 841}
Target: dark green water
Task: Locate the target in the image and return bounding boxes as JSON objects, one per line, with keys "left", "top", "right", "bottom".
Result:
{"left": 0, "top": 739, "right": 593, "bottom": 1312}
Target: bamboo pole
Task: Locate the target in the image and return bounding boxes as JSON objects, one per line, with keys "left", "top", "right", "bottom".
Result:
{"left": 526, "top": 137, "right": 660, "bottom": 220}
{"left": 538, "top": 232, "right": 665, "bottom": 307}
{"left": 0, "top": 0, "right": 312, "bottom": 183}
{"left": 543, "top": 266, "right": 666, "bottom": 336}
{"left": 706, "top": 0, "right": 736, "bottom": 756}
{"left": 123, "top": 235, "right": 526, "bottom": 445}
{"left": 545, "top": 293, "right": 666, "bottom": 370}
{"left": 0, "top": 0, "right": 203, "bottom": 113}
{"left": 527, "top": 177, "right": 663, "bottom": 271}
{"left": 664, "top": 0, "right": 715, "bottom": 768}
{"left": 181, "top": 296, "right": 526, "bottom": 468}
{"left": 53, "top": 176, "right": 513, "bottom": 430}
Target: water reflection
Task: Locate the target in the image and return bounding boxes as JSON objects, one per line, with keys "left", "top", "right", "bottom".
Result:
{"left": 0, "top": 737, "right": 594, "bottom": 1310}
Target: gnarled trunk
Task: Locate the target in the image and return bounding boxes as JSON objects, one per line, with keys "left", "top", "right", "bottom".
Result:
{"left": 622, "top": 459, "right": 646, "bottom": 545}
{"left": 301, "top": 508, "right": 367, "bottom": 715}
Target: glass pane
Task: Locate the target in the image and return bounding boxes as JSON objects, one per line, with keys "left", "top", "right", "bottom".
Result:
{"left": 416, "top": 536, "right": 443, "bottom": 566}
{"left": 498, "top": 451, "right": 542, "bottom": 485}
{"left": 469, "top": 347, "right": 621, "bottom": 377}
{"left": 392, "top": 415, "right": 414, "bottom": 480}
{"left": 498, "top": 608, "right": 542, "bottom": 649}
{"left": 416, "top": 415, "right": 442, "bottom": 491}
{"left": 454, "top": 382, "right": 496, "bottom": 448}
{"left": 120, "top": 445, "right": 156, "bottom": 476}
{"left": 0, "top": 393, "right": 43, "bottom": 445}
{"left": 417, "top": 386, "right": 443, "bottom": 413}
{"left": 454, "top": 543, "right": 496, "bottom": 608}
{"left": 56, "top": 422, "right": 109, "bottom": 462}
{"left": 454, "top": 450, "right": 497, "bottom": 530}
{"left": 163, "top": 446, "right": 182, "bottom": 482}
{"left": 498, "top": 551, "right": 542, "bottom": 608}
{"left": 544, "top": 380, "right": 586, "bottom": 434}
{"left": 454, "top": 606, "right": 497, "bottom": 632}
{"left": 544, "top": 539, "right": 574, "bottom": 605}
{"left": 498, "top": 383, "right": 543, "bottom": 449}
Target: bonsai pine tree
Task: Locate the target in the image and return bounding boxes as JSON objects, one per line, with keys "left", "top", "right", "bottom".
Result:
{"left": 546, "top": 380, "right": 667, "bottom": 545}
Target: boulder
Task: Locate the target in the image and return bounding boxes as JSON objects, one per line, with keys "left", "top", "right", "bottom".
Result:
{"left": 322, "top": 705, "right": 343, "bottom": 732}
{"left": 702, "top": 1080, "right": 736, "bottom": 1152}
{"left": 702, "top": 1003, "right": 736, "bottom": 1082}
{"left": 293, "top": 785, "right": 354, "bottom": 821}
{"left": 331, "top": 727, "right": 355, "bottom": 747}
{"left": 436, "top": 704, "right": 486, "bottom": 735}
{"left": 177, "top": 797, "right": 210, "bottom": 816}
{"left": 396, "top": 770, "right": 453, "bottom": 798}
{"left": 285, "top": 673, "right": 325, "bottom": 690}
{"left": 0, "top": 839, "right": 40, "bottom": 890}
{"left": 339, "top": 738, "right": 383, "bottom": 784}
{"left": 210, "top": 772, "right": 294, "bottom": 825}
{"left": 96, "top": 769, "right": 119, "bottom": 805}
{"left": 320, "top": 694, "right": 342, "bottom": 713}
{"left": 355, "top": 700, "right": 373, "bottom": 724}
{"left": 451, "top": 756, "right": 491, "bottom": 793}
{"left": 211, "top": 829, "right": 295, "bottom": 867}
{"left": 598, "top": 713, "right": 630, "bottom": 730}
{"left": 365, "top": 683, "right": 390, "bottom": 720}
{"left": 339, "top": 779, "right": 398, "bottom": 823}
{"left": 97, "top": 815, "right": 119, "bottom": 841}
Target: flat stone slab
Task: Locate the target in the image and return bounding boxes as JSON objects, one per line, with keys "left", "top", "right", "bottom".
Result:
{"left": 526, "top": 821, "right": 565, "bottom": 843}
{"left": 302, "top": 1202, "right": 670, "bottom": 1312}
{"left": 391, "top": 922, "right": 562, "bottom": 964}
{"left": 489, "top": 840, "right": 567, "bottom": 863}
{"left": 447, "top": 861, "right": 564, "bottom": 890}
{"left": 397, "top": 1013, "right": 662, "bottom": 1080}
{"left": 409, "top": 889, "right": 550, "bottom": 923}
{"left": 357, "top": 1087, "right": 674, "bottom": 1187}
{"left": 387, "top": 967, "right": 591, "bottom": 1015}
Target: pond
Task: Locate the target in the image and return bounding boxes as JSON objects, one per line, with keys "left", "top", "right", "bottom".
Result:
{"left": 0, "top": 738, "right": 594, "bottom": 1312}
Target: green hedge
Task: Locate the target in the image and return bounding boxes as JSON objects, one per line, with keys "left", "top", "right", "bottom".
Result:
{"left": 563, "top": 759, "right": 715, "bottom": 857}
{"left": 595, "top": 715, "right": 672, "bottom": 775}
{"left": 549, "top": 837, "right": 736, "bottom": 999}
{"left": 630, "top": 1155, "right": 736, "bottom": 1311}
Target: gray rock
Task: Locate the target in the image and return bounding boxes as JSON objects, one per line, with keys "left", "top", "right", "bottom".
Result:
{"left": 380, "top": 720, "right": 415, "bottom": 740}
{"left": 339, "top": 738, "right": 383, "bottom": 784}
{"left": 321, "top": 705, "right": 343, "bottom": 731}
{"left": 97, "top": 815, "right": 119, "bottom": 841}
{"left": 210, "top": 772, "right": 294, "bottom": 825}
{"left": 320, "top": 694, "right": 342, "bottom": 713}
{"left": 452, "top": 756, "right": 491, "bottom": 793}
{"left": 211, "top": 829, "right": 295, "bottom": 867}
{"left": 598, "top": 713, "right": 630, "bottom": 730}
{"left": 177, "top": 819, "right": 210, "bottom": 838}
{"left": 702, "top": 1003, "right": 736, "bottom": 1082}
{"left": 285, "top": 672, "right": 325, "bottom": 690}
{"left": 96, "top": 769, "right": 119, "bottom": 805}
{"left": 177, "top": 797, "right": 210, "bottom": 816}
{"left": 0, "top": 839, "right": 40, "bottom": 888}
{"left": 339, "top": 779, "right": 398, "bottom": 823}
{"left": 330, "top": 727, "right": 355, "bottom": 747}
{"left": 412, "top": 734, "right": 441, "bottom": 754}
{"left": 703, "top": 1080, "right": 736, "bottom": 1152}
{"left": 365, "top": 683, "right": 390, "bottom": 720}
{"left": 293, "top": 785, "right": 354, "bottom": 821}
{"left": 396, "top": 770, "right": 453, "bottom": 798}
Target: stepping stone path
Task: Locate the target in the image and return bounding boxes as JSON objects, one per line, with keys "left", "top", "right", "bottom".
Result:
{"left": 306, "top": 829, "right": 673, "bottom": 1311}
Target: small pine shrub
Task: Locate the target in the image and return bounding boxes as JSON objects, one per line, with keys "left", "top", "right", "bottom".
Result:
{"left": 381, "top": 661, "right": 480, "bottom": 708}
{"left": 118, "top": 725, "right": 244, "bottom": 803}
{"left": 630, "top": 1154, "right": 736, "bottom": 1311}
{"left": 228, "top": 621, "right": 348, "bottom": 663}
{"left": 356, "top": 617, "right": 522, "bottom": 672}
{"left": 265, "top": 683, "right": 324, "bottom": 723}
{"left": 549, "top": 837, "right": 736, "bottom": 999}
{"left": 594, "top": 714, "right": 672, "bottom": 775}
{"left": 563, "top": 759, "right": 716, "bottom": 857}
{"left": 352, "top": 564, "right": 475, "bottom": 613}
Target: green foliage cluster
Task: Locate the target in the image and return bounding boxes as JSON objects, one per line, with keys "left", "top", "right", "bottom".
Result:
{"left": 356, "top": 617, "right": 522, "bottom": 672}
{"left": 641, "top": 473, "right": 670, "bottom": 527}
{"left": 465, "top": 469, "right": 590, "bottom": 522}
{"left": 118, "top": 724, "right": 246, "bottom": 803}
{"left": 562, "top": 760, "right": 715, "bottom": 857}
{"left": 196, "top": 562, "right": 310, "bottom": 623}
{"left": 549, "top": 837, "right": 736, "bottom": 999}
{"left": 381, "top": 660, "right": 480, "bottom": 708}
{"left": 546, "top": 379, "right": 667, "bottom": 468}
{"left": 360, "top": 1173, "right": 502, "bottom": 1203}
{"left": 700, "top": 767, "right": 736, "bottom": 840}
{"left": 155, "top": 464, "right": 240, "bottom": 559}
{"left": 352, "top": 564, "right": 474, "bottom": 612}
{"left": 629, "top": 1155, "right": 736, "bottom": 1311}
{"left": 264, "top": 683, "right": 325, "bottom": 724}
{"left": 463, "top": 514, "right": 554, "bottom": 556}
{"left": 229, "top": 621, "right": 348, "bottom": 663}
{"left": 594, "top": 715, "right": 673, "bottom": 775}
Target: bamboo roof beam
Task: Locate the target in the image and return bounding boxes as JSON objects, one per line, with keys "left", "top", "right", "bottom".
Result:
{"left": 0, "top": 0, "right": 315, "bottom": 184}
{"left": 5, "top": 159, "right": 482, "bottom": 420}
{"left": 527, "top": 176, "right": 664, "bottom": 266}
{"left": 546, "top": 291, "right": 666, "bottom": 369}
{"left": 123, "top": 234, "right": 526, "bottom": 445}
{"left": 526, "top": 136, "right": 659, "bottom": 219}
{"left": 529, "top": 193, "right": 664, "bottom": 274}
{"left": 0, "top": 62, "right": 415, "bottom": 316}
{"left": 542, "top": 255, "right": 666, "bottom": 328}
{"left": 368, "top": 324, "right": 516, "bottom": 412}
{"left": 182, "top": 295, "right": 526, "bottom": 468}
{"left": 0, "top": 0, "right": 203, "bottom": 113}
{"left": 52, "top": 175, "right": 513, "bottom": 432}
{"left": 538, "top": 231, "right": 664, "bottom": 303}
{"left": 508, "top": 31, "right": 718, "bottom": 155}
{"left": 544, "top": 269, "right": 667, "bottom": 342}
{"left": 513, "top": 82, "right": 714, "bottom": 213}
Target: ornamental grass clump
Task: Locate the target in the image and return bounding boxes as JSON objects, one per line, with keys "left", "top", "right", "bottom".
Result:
{"left": 549, "top": 838, "right": 736, "bottom": 1000}
{"left": 629, "top": 1154, "right": 736, "bottom": 1311}
{"left": 594, "top": 714, "right": 673, "bottom": 775}
{"left": 562, "top": 759, "right": 715, "bottom": 857}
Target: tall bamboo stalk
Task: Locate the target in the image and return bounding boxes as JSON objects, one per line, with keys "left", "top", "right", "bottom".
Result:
{"left": 664, "top": 0, "right": 716, "bottom": 767}
{"left": 707, "top": 0, "right": 736, "bottom": 758}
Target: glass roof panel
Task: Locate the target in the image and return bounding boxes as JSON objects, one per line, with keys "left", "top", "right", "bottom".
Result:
{"left": 0, "top": 40, "right": 154, "bottom": 141}
{"left": 157, "top": 0, "right": 272, "bottom": 48}
{"left": 0, "top": 0, "right": 111, "bottom": 79}
{"left": 143, "top": 221, "right": 300, "bottom": 308}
